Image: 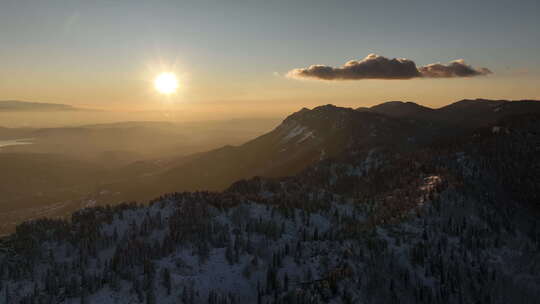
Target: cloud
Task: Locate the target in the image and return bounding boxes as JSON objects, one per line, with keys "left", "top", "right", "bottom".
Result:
{"left": 418, "top": 59, "right": 492, "bottom": 78}
{"left": 287, "top": 54, "right": 420, "bottom": 80}
{"left": 287, "top": 54, "right": 491, "bottom": 81}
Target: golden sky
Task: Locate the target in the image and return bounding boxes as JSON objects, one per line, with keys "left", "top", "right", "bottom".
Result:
{"left": 1, "top": 0, "right": 539, "bottom": 119}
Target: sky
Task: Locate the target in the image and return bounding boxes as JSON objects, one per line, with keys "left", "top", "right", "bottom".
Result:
{"left": 1, "top": 0, "right": 539, "bottom": 117}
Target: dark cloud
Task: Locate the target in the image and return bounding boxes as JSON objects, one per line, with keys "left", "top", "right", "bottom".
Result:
{"left": 287, "top": 54, "right": 491, "bottom": 81}
{"left": 287, "top": 54, "right": 420, "bottom": 80}
{"left": 418, "top": 59, "right": 492, "bottom": 78}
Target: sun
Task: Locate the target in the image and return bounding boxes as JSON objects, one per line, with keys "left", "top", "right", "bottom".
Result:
{"left": 154, "top": 72, "right": 179, "bottom": 94}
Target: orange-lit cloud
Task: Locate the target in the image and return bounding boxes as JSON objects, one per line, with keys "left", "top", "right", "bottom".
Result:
{"left": 287, "top": 54, "right": 491, "bottom": 80}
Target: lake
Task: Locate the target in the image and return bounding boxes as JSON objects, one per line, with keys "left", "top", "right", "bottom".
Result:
{"left": 0, "top": 138, "right": 33, "bottom": 148}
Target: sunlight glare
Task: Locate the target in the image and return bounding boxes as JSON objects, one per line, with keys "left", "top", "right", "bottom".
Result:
{"left": 154, "top": 72, "right": 179, "bottom": 95}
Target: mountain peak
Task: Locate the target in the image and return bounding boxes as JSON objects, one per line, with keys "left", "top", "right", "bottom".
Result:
{"left": 445, "top": 98, "right": 508, "bottom": 108}
{"left": 284, "top": 104, "right": 356, "bottom": 123}
{"left": 372, "top": 100, "right": 429, "bottom": 109}
{"left": 367, "top": 100, "right": 434, "bottom": 119}
{"left": 312, "top": 103, "right": 339, "bottom": 110}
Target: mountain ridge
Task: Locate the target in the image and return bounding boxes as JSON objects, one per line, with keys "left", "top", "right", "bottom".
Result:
{"left": 359, "top": 98, "right": 540, "bottom": 127}
{"left": 2, "top": 98, "right": 540, "bottom": 235}
{"left": 83, "top": 99, "right": 540, "bottom": 207}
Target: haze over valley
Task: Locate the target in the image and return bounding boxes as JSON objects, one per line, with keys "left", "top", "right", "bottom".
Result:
{"left": 0, "top": 102, "right": 280, "bottom": 234}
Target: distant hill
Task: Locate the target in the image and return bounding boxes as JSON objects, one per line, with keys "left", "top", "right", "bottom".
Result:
{"left": 359, "top": 98, "right": 540, "bottom": 127}
{"left": 436, "top": 99, "right": 540, "bottom": 126}
{"left": 0, "top": 100, "right": 79, "bottom": 111}
{"left": 368, "top": 100, "right": 435, "bottom": 120}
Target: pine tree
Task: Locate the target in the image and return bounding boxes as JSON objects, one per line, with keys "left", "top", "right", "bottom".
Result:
{"left": 162, "top": 267, "right": 172, "bottom": 295}
{"left": 257, "top": 281, "right": 262, "bottom": 304}
{"left": 5, "top": 284, "right": 9, "bottom": 304}
{"left": 146, "top": 285, "right": 156, "bottom": 304}
{"left": 226, "top": 240, "right": 235, "bottom": 265}
{"left": 81, "top": 287, "right": 87, "bottom": 304}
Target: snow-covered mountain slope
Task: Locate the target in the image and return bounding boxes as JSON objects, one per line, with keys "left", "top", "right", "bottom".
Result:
{"left": 1, "top": 114, "right": 539, "bottom": 304}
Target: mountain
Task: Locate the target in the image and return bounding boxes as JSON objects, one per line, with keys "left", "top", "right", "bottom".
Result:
{"left": 1, "top": 111, "right": 539, "bottom": 303}
{"left": 367, "top": 100, "right": 435, "bottom": 120}
{"left": 360, "top": 98, "right": 540, "bottom": 128}
{"left": 135, "top": 105, "right": 429, "bottom": 196}
{"left": 437, "top": 99, "right": 540, "bottom": 126}
{"left": 0, "top": 100, "right": 81, "bottom": 112}
{"left": 2, "top": 100, "right": 540, "bottom": 237}
{"left": 88, "top": 101, "right": 540, "bottom": 206}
